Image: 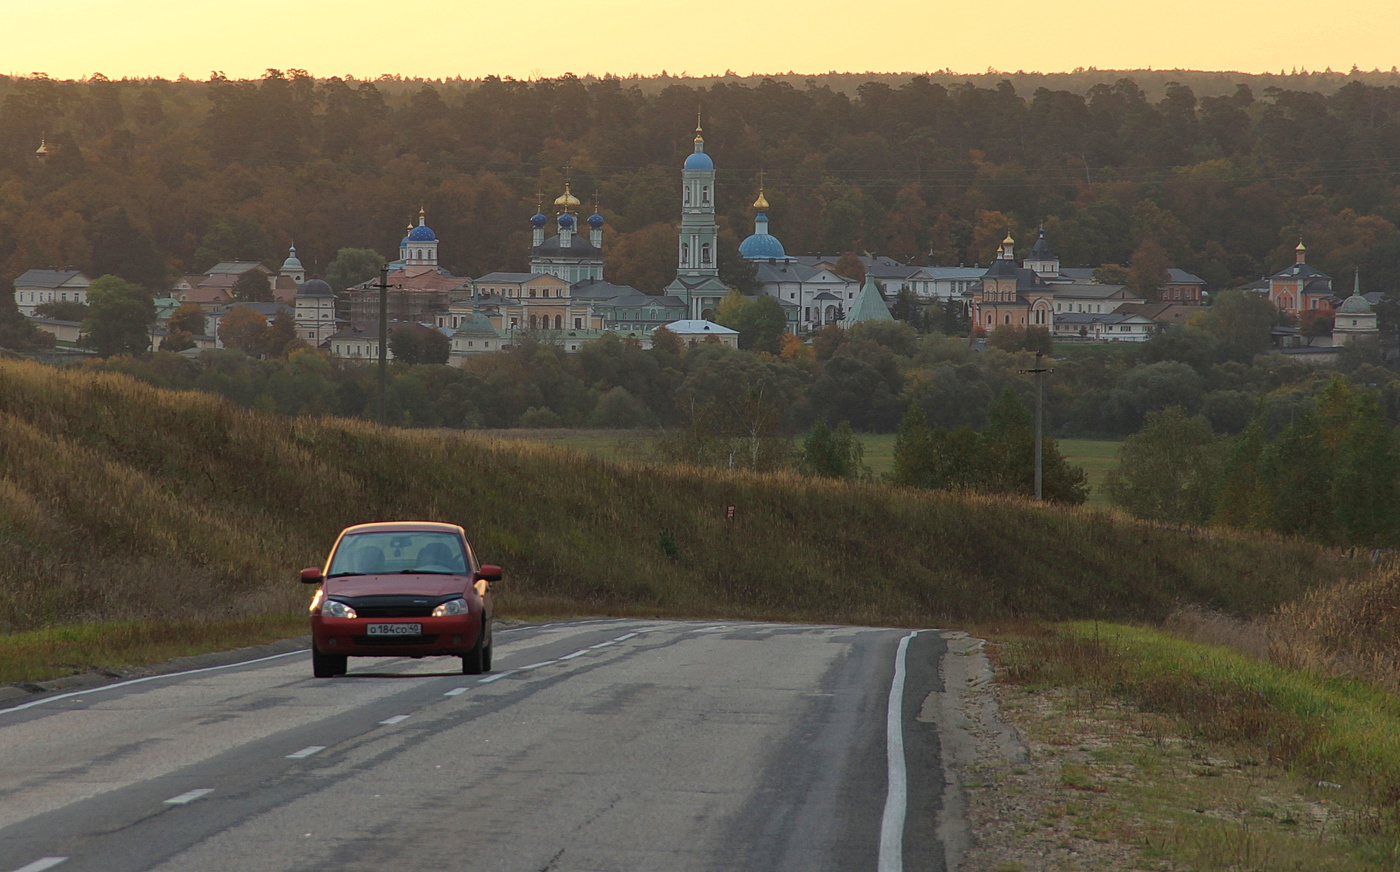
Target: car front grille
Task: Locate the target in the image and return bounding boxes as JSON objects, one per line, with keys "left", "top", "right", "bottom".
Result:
{"left": 353, "top": 634, "right": 439, "bottom": 646}
{"left": 338, "top": 594, "right": 456, "bottom": 618}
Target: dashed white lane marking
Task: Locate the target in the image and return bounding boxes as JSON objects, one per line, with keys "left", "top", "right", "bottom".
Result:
{"left": 613, "top": 633, "right": 638, "bottom": 642}
{"left": 9, "top": 858, "right": 68, "bottom": 872}
{"left": 588, "top": 641, "right": 615, "bottom": 649}
{"left": 164, "top": 789, "right": 214, "bottom": 806}
{"left": 286, "top": 746, "right": 326, "bottom": 759}
{"left": 379, "top": 715, "right": 410, "bottom": 725}
{"left": 444, "top": 687, "right": 470, "bottom": 696}
{"left": 557, "top": 651, "right": 588, "bottom": 661}
{"left": 878, "top": 630, "right": 920, "bottom": 872}
{"left": 477, "top": 671, "right": 513, "bottom": 683}
{"left": 518, "top": 661, "right": 557, "bottom": 671}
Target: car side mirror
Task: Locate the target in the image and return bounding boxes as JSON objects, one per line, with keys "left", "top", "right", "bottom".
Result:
{"left": 475, "top": 565, "right": 502, "bottom": 583}
{"left": 300, "top": 567, "right": 324, "bottom": 584}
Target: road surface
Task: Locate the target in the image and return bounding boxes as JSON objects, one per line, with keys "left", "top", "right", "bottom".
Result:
{"left": 0, "top": 619, "right": 979, "bottom": 872}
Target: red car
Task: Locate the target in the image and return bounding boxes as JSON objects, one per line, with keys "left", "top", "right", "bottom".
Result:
{"left": 301, "top": 521, "right": 500, "bottom": 678}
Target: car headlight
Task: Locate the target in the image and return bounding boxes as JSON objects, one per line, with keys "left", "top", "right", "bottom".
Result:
{"left": 432, "top": 598, "right": 470, "bottom": 617}
{"left": 321, "top": 599, "right": 358, "bottom": 619}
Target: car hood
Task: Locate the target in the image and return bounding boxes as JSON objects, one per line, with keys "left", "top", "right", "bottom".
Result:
{"left": 323, "top": 574, "right": 469, "bottom": 598}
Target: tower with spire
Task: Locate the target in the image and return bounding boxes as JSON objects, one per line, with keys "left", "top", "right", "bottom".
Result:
{"left": 677, "top": 121, "right": 719, "bottom": 278}
{"left": 665, "top": 120, "right": 732, "bottom": 320}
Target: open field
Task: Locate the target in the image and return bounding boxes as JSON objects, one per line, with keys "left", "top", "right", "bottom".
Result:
{"left": 488, "top": 429, "right": 1123, "bottom": 502}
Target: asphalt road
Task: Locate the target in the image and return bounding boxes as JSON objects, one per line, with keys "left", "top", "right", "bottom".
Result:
{"left": 0, "top": 619, "right": 974, "bottom": 872}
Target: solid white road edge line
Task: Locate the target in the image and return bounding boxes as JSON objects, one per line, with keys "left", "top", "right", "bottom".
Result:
{"left": 379, "top": 715, "right": 409, "bottom": 725}
{"left": 587, "top": 641, "right": 615, "bottom": 649}
{"left": 286, "top": 746, "right": 326, "bottom": 759}
{"left": 9, "top": 858, "right": 67, "bottom": 872}
{"left": 613, "top": 633, "right": 638, "bottom": 641}
{"left": 164, "top": 789, "right": 214, "bottom": 805}
{"left": 557, "top": 651, "right": 588, "bottom": 661}
{"left": 0, "top": 650, "right": 305, "bottom": 715}
{"left": 878, "top": 630, "right": 919, "bottom": 872}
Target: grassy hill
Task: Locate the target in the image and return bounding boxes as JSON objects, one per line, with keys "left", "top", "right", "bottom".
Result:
{"left": 0, "top": 359, "right": 1353, "bottom": 638}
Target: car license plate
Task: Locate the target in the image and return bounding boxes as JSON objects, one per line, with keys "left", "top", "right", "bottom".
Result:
{"left": 367, "top": 623, "right": 422, "bottom": 636}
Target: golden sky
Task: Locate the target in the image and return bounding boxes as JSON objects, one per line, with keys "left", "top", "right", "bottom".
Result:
{"left": 4, "top": 0, "right": 1395, "bottom": 81}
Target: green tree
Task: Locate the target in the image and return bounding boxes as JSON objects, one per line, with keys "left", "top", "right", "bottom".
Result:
{"left": 389, "top": 324, "right": 424, "bottom": 364}
{"left": 194, "top": 216, "right": 275, "bottom": 271}
{"left": 1199, "top": 288, "right": 1277, "bottom": 363}
{"left": 81, "top": 275, "right": 154, "bottom": 357}
{"left": 799, "top": 420, "right": 867, "bottom": 479}
{"left": 34, "top": 300, "right": 88, "bottom": 321}
{"left": 325, "top": 247, "right": 385, "bottom": 292}
{"left": 1104, "top": 406, "right": 1221, "bottom": 524}
{"left": 1257, "top": 411, "right": 1334, "bottom": 542}
{"left": 714, "top": 291, "right": 788, "bottom": 355}
{"left": 979, "top": 388, "right": 1088, "bottom": 504}
{"left": 232, "top": 270, "right": 273, "bottom": 303}
{"left": 1332, "top": 393, "right": 1400, "bottom": 547}
{"left": 265, "top": 310, "right": 299, "bottom": 357}
{"left": 421, "top": 327, "right": 450, "bottom": 365}
{"left": 1213, "top": 404, "right": 1270, "bottom": 528}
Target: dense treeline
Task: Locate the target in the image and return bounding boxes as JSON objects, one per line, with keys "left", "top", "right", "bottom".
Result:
{"left": 3, "top": 70, "right": 1400, "bottom": 295}
{"left": 80, "top": 315, "right": 1400, "bottom": 442}
{"left": 1104, "top": 378, "right": 1400, "bottom": 548}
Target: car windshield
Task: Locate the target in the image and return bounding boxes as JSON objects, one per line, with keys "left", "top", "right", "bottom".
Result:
{"left": 326, "top": 531, "right": 469, "bottom": 577}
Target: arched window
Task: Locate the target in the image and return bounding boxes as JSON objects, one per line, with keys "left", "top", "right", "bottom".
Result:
{"left": 701, "top": 243, "right": 711, "bottom": 264}
{"left": 555, "top": 315, "right": 562, "bottom": 330}
{"left": 684, "top": 188, "right": 692, "bottom": 206}
{"left": 681, "top": 242, "right": 690, "bottom": 262}
{"left": 701, "top": 185, "right": 710, "bottom": 205}
{"left": 529, "top": 315, "right": 538, "bottom": 330}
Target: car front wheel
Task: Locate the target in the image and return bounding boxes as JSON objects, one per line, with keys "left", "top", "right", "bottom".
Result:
{"left": 312, "top": 646, "right": 347, "bottom": 678}
{"left": 461, "top": 625, "right": 486, "bottom": 675}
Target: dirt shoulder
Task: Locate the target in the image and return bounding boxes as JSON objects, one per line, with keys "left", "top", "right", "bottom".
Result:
{"left": 953, "top": 635, "right": 1367, "bottom": 872}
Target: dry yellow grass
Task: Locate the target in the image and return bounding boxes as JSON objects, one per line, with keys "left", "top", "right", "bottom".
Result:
{"left": 0, "top": 358, "right": 1358, "bottom": 642}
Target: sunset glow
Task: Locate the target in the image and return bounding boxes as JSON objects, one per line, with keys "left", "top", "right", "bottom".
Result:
{"left": 5, "top": 0, "right": 1394, "bottom": 82}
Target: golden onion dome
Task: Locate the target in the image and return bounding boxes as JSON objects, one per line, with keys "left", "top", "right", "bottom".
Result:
{"left": 1296, "top": 239, "right": 1307, "bottom": 252}
{"left": 753, "top": 189, "right": 769, "bottom": 210}
{"left": 1003, "top": 232, "right": 1015, "bottom": 246}
{"left": 554, "top": 183, "right": 581, "bottom": 211}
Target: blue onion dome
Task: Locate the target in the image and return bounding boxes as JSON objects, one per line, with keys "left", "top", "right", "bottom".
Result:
{"left": 297, "top": 278, "right": 334, "bottom": 298}
{"left": 588, "top": 212, "right": 605, "bottom": 229}
{"left": 684, "top": 150, "right": 714, "bottom": 171}
{"left": 531, "top": 211, "right": 548, "bottom": 228}
{"left": 739, "top": 225, "right": 788, "bottom": 260}
{"left": 281, "top": 245, "right": 304, "bottom": 272}
{"left": 558, "top": 213, "right": 576, "bottom": 229}
{"left": 407, "top": 207, "right": 436, "bottom": 241}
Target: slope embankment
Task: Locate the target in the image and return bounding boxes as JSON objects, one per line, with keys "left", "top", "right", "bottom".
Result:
{"left": 0, "top": 359, "right": 1352, "bottom": 635}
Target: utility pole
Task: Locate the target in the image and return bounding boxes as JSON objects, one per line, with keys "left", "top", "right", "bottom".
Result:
{"left": 375, "top": 265, "right": 389, "bottom": 425}
{"left": 1020, "top": 351, "right": 1054, "bottom": 501}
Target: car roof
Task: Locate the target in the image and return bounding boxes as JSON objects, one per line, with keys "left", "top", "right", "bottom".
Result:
{"left": 339, "top": 521, "right": 465, "bottom": 536}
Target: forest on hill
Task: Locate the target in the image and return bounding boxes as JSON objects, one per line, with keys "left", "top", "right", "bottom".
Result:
{"left": 2, "top": 69, "right": 1400, "bottom": 297}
